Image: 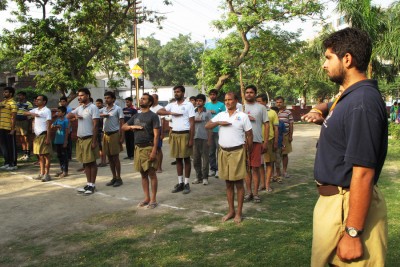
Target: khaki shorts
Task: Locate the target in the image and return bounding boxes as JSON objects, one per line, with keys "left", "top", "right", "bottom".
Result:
{"left": 263, "top": 139, "right": 276, "bottom": 163}
{"left": 311, "top": 186, "right": 387, "bottom": 267}
{"left": 103, "top": 132, "right": 122, "bottom": 156}
{"left": 76, "top": 137, "right": 100, "bottom": 164}
{"left": 170, "top": 132, "right": 192, "bottom": 159}
{"left": 218, "top": 146, "right": 246, "bottom": 181}
{"left": 16, "top": 120, "right": 29, "bottom": 136}
{"left": 134, "top": 145, "right": 158, "bottom": 172}
{"left": 33, "top": 134, "right": 52, "bottom": 155}
{"left": 282, "top": 134, "right": 292, "bottom": 155}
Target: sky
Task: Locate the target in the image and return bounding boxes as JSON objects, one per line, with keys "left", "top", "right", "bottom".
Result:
{"left": 0, "top": 0, "right": 396, "bottom": 45}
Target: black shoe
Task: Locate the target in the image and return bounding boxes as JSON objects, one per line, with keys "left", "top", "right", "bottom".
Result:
{"left": 84, "top": 186, "right": 95, "bottom": 195}
{"left": 183, "top": 183, "right": 191, "bottom": 194}
{"left": 77, "top": 185, "right": 89, "bottom": 193}
{"left": 113, "top": 179, "right": 123, "bottom": 187}
{"left": 171, "top": 183, "right": 184, "bottom": 193}
{"left": 171, "top": 161, "right": 177, "bottom": 165}
{"left": 106, "top": 178, "right": 116, "bottom": 186}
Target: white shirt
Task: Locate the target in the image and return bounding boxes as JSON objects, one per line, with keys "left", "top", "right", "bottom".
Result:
{"left": 165, "top": 101, "right": 195, "bottom": 131}
{"left": 101, "top": 104, "right": 124, "bottom": 132}
{"left": 71, "top": 103, "right": 100, "bottom": 137}
{"left": 211, "top": 110, "right": 252, "bottom": 147}
{"left": 31, "top": 106, "right": 52, "bottom": 136}
{"left": 150, "top": 104, "right": 164, "bottom": 125}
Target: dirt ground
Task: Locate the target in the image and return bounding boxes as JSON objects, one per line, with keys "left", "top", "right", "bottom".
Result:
{"left": 0, "top": 123, "right": 321, "bottom": 246}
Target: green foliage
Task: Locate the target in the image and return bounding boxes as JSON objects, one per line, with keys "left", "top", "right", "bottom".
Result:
{"left": 389, "top": 123, "right": 400, "bottom": 140}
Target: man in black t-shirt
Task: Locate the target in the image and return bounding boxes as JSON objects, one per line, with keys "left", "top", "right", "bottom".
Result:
{"left": 302, "top": 28, "right": 388, "bottom": 266}
{"left": 123, "top": 97, "right": 137, "bottom": 160}
{"left": 122, "top": 93, "right": 160, "bottom": 209}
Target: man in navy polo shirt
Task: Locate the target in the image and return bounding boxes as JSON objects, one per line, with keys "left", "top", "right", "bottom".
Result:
{"left": 303, "top": 28, "right": 388, "bottom": 266}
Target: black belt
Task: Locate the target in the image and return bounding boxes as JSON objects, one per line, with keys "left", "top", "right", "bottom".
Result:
{"left": 172, "top": 130, "right": 189, "bottom": 134}
{"left": 316, "top": 184, "right": 349, "bottom": 196}
{"left": 105, "top": 130, "right": 118, "bottom": 136}
{"left": 220, "top": 145, "right": 243, "bottom": 152}
{"left": 78, "top": 135, "right": 93, "bottom": 140}
{"left": 39, "top": 131, "right": 47, "bottom": 136}
{"left": 136, "top": 142, "right": 153, "bottom": 148}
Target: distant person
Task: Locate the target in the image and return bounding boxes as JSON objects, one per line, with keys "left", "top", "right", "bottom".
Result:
{"left": 95, "top": 99, "right": 107, "bottom": 167}
{"left": 205, "top": 92, "right": 252, "bottom": 223}
{"left": 122, "top": 93, "right": 160, "bottom": 209}
{"left": 15, "top": 91, "right": 33, "bottom": 161}
{"left": 51, "top": 106, "right": 70, "bottom": 178}
{"left": 302, "top": 27, "right": 388, "bottom": 266}
{"left": 157, "top": 85, "right": 195, "bottom": 194}
{"left": 270, "top": 106, "right": 285, "bottom": 184}
{"left": 189, "top": 96, "right": 196, "bottom": 106}
{"left": 390, "top": 101, "right": 398, "bottom": 122}
{"left": 58, "top": 96, "right": 73, "bottom": 159}
{"left": 0, "top": 87, "right": 18, "bottom": 171}
{"left": 150, "top": 94, "right": 165, "bottom": 173}
{"left": 100, "top": 91, "right": 124, "bottom": 187}
{"left": 123, "top": 97, "right": 137, "bottom": 160}
{"left": 275, "top": 96, "right": 293, "bottom": 179}
{"left": 68, "top": 88, "right": 100, "bottom": 195}
{"left": 204, "top": 89, "right": 226, "bottom": 178}
{"left": 27, "top": 95, "right": 52, "bottom": 181}
{"left": 192, "top": 94, "right": 212, "bottom": 185}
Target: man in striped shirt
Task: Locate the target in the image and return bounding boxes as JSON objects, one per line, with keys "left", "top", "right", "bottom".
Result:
{"left": 0, "top": 87, "right": 18, "bottom": 170}
{"left": 275, "top": 96, "right": 294, "bottom": 179}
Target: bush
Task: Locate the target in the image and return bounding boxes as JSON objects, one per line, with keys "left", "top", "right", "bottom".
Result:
{"left": 389, "top": 123, "right": 400, "bottom": 140}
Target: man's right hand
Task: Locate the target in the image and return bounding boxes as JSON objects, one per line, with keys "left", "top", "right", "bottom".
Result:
{"left": 301, "top": 112, "right": 324, "bottom": 125}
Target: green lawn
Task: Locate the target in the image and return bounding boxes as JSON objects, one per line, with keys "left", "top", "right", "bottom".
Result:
{"left": 1, "top": 140, "right": 399, "bottom": 266}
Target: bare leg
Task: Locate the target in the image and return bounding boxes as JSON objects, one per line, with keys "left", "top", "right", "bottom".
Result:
{"left": 108, "top": 155, "right": 116, "bottom": 178}
{"left": 184, "top": 157, "right": 191, "bottom": 178}
{"left": 260, "top": 164, "right": 266, "bottom": 189}
{"left": 148, "top": 168, "right": 158, "bottom": 203}
{"left": 140, "top": 170, "right": 150, "bottom": 203}
{"left": 44, "top": 154, "right": 51, "bottom": 175}
{"left": 114, "top": 155, "right": 121, "bottom": 178}
{"left": 234, "top": 180, "right": 244, "bottom": 223}
{"left": 282, "top": 154, "right": 288, "bottom": 175}
{"left": 176, "top": 158, "right": 183, "bottom": 176}
{"left": 85, "top": 161, "right": 97, "bottom": 183}
{"left": 245, "top": 172, "right": 252, "bottom": 195}
{"left": 156, "top": 148, "right": 163, "bottom": 172}
{"left": 252, "top": 167, "right": 260, "bottom": 196}
{"left": 265, "top": 162, "right": 273, "bottom": 189}
{"left": 39, "top": 155, "right": 45, "bottom": 174}
{"left": 222, "top": 180, "right": 236, "bottom": 222}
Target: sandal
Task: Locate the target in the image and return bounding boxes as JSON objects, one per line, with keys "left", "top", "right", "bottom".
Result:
{"left": 253, "top": 195, "right": 261, "bottom": 203}
{"left": 259, "top": 187, "right": 266, "bottom": 191}
{"left": 137, "top": 201, "right": 149, "bottom": 207}
{"left": 147, "top": 202, "right": 158, "bottom": 209}
{"left": 244, "top": 194, "right": 253, "bottom": 202}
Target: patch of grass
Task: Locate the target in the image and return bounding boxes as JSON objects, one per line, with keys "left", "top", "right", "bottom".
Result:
{"left": 1, "top": 141, "right": 399, "bottom": 266}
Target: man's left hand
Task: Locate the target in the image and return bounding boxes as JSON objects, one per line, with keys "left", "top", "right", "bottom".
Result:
{"left": 336, "top": 234, "right": 363, "bottom": 261}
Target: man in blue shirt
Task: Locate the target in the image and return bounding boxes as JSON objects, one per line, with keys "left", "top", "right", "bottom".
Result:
{"left": 204, "top": 89, "right": 225, "bottom": 178}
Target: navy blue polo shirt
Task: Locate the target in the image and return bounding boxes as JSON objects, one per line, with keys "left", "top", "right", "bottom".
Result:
{"left": 314, "top": 80, "right": 388, "bottom": 187}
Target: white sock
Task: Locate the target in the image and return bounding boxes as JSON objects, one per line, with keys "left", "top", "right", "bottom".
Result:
{"left": 178, "top": 176, "right": 183, "bottom": 183}
{"left": 185, "top": 178, "right": 190, "bottom": 184}
{"left": 88, "top": 183, "right": 93, "bottom": 187}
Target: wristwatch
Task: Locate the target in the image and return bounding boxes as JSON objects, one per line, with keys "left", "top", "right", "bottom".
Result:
{"left": 345, "top": 226, "right": 363, "bottom": 238}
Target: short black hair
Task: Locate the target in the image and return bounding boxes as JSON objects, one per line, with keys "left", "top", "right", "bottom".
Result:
{"left": 96, "top": 98, "right": 103, "bottom": 103}
{"left": 275, "top": 96, "right": 284, "bottom": 102}
{"left": 143, "top": 93, "right": 154, "bottom": 107}
{"left": 57, "top": 106, "right": 67, "bottom": 114}
{"left": 196, "top": 94, "right": 206, "bottom": 102}
{"left": 4, "top": 87, "right": 15, "bottom": 97}
{"left": 189, "top": 96, "right": 196, "bottom": 101}
{"left": 59, "top": 96, "right": 68, "bottom": 102}
{"left": 256, "top": 93, "right": 268, "bottom": 103}
{"left": 37, "top": 94, "right": 48, "bottom": 104}
{"left": 89, "top": 97, "right": 93, "bottom": 103}
{"left": 104, "top": 91, "right": 116, "bottom": 99}
{"left": 245, "top": 85, "right": 257, "bottom": 94}
{"left": 17, "top": 91, "right": 26, "bottom": 96}
{"left": 225, "top": 92, "right": 239, "bottom": 100}
{"left": 271, "top": 106, "right": 279, "bottom": 113}
{"left": 323, "top": 27, "right": 372, "bottom": 72}
{"left": 78, "top": 88, "right": 91, "bottom": 97}
{"left": 208, "top": 89, "right": 218, "bottom": 95}
{"left": 125, "top": 97, "right": 133, "bottom": 102}
{"left": 173, "top": 85, "right": 185, "bottom": 93}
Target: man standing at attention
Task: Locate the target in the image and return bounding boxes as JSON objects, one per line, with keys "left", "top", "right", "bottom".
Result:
{"left": 101, "top": 91, "right": 124, "bottom": 187}
{"left": 68, "top": 88, "right": 100, "bottom": 195}
{"left": 205, "top": 92, "right": 252, "bottom": 223}
{"left": 16, "top": 91, "right": 33, "bottom": 161}
{"left": 157, "top": 85, "right": 195, "bottom": 194}
{"left": 243, "top": 85, "right": 269, "bottom": 203}
{"left": 123, "top": 97, "right": 137, "bottom": 160}
{"left": 0, "top": 87, "right": 18, "bottom": 171}
{"left": 150, "top": 93, "right": 165, "bottom": 173}
{"left": 27, "top": 95, "right": 52, "bottom": 181}
{"left": 204, "top": 89, "right": 225, "bottom": 178}
{"left": 122, "top": 93, "right": 160, "bottom": 209}
{"left": 302, "top": 28, "right": 388, "bottom": 266}
{"left": 275, "top": 96, "right": 293, "bottom": 179}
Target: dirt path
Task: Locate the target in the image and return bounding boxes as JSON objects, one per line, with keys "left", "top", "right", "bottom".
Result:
{"left": 0, "top": 123, "right": 321, "bottom": 245}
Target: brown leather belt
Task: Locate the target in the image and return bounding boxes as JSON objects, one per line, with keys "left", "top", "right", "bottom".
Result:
{"left": 317, "top": 184, "right": 349, "bottom": 196}
{"left": 78, "top": 135, "right": 93, "bottom": 140}
{"left": 220, "top": 144, "right": 243, "bottom": 152}
{"left": 172, "top": 130, "right": 189, "bottom": 134}
{"left": 105, "top": 130, "right": 118, "bottom": 136}
{"left": 136, "top": 142, "right": 153, "bottom": 148}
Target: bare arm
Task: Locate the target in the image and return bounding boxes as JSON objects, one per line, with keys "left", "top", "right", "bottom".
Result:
{"left": 149, "top": 128, "right": 160, "bottom": 161}
{"left": 45, "top": 120, "right": 51, "bottom": 144}
{"left": 301, "top": 103, "right": 329, "bottom": 125}
{"left": 188, "top": 116, "right": 195, "bottom": 147}
{"left": 119, "top": 118, "right": 124, "bottom": 143}
{"left": 9, "top": 112, "right": 16, "bottom": 135}
{"left": 288, "top": 122, "right": 294, "bottom": 142}
{"left": 91, "top": 119, "right": 98, "bottom": 148}
{"left": 245, "top": 129, "right": 253, "bottom": 152}
{"left": 262, "top": 121, "right": 269, "bottom": 152}
{"left": 64, "top": 120, "right": 70, "bottom": 148}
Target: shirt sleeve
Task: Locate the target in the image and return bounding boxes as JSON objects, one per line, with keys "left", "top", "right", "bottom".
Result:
{"left": 243, "top": 114, "right": 252, "bottom": 132}
{"left": 288, "top": 111, "right": 294, "bottom": 123}
{"left": 45, "top": 109, "right": 52, "bottom": 120}
{"left": 71, "top": 107, "right": 78, "bottom": 114}
{"left": 10, "top": 102, "right": 18, "bottom": 113}
{"left": 118, "top": 107, "right": 124, "bottom": 119}
{"left": 188, "top": 103, "right": 195, "bottom": 118}
{"left": 165, "top": 103, "right": 172, "bottom": 112}
{"left": 211, "top": 112, "right": 221, "bottom": 123}
{"left": 153, "top": 114, "right": 160, "bottom": 129}
{"left": 262, "top": 106, "right": 269, "bottom": 123}
{"left": 92, "top": 106, "right": 100, "bottom": 119}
